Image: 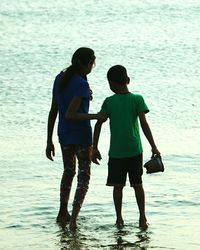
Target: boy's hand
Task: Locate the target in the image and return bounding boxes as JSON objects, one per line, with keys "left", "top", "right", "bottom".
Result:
{"left": 92, "top": 148, "right": 102, "bottom": 165}
{"left": 151, "top": 147, "right": 160, "bottom": 156}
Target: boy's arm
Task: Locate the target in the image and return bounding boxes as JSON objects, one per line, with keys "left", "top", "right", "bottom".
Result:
{"left": 138, "top": 112, "right": 160, "bottom": 156}
{"left": 92, "top": 120, "right": 104, "bottom": 165}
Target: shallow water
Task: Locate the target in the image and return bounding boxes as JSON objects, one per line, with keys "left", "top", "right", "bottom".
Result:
{"left": 0, "top": 0, "right": 200, "bottom": 249}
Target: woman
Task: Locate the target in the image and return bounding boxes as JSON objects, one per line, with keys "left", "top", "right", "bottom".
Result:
{"left": 46, "top": 47, "right": 106, "bottom": 230}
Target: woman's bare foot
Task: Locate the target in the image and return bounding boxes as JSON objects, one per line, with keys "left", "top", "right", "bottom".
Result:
{"left": 56, "top": 211, "right": 71, "bottom": 224}
{"left": 69, "top": 219, "right": 77, "bottom": 231}
{"left": 115, "top": 218, "right": 124, "bottom": 229}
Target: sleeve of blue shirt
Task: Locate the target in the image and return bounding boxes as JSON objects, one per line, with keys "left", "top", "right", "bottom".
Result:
{"left": 76, "top": 79, "right": 89, "bottom": 98}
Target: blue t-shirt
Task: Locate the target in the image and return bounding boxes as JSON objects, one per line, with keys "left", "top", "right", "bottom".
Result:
{"left": 53, "top": 72, "right": 92, "bottom": 146}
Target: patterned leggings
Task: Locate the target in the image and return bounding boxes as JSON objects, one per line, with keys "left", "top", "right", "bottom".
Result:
{"left": 60, "top": 144, "right": 92, "bottom": 208}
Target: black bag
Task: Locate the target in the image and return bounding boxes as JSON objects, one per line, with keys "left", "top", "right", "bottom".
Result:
{"left": 144, "top": 155, "right": 164, "bottom": 174}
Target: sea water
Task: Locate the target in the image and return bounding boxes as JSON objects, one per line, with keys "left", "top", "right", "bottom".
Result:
{"left": 0, "top": 0, "right": 200, "bottom": 249}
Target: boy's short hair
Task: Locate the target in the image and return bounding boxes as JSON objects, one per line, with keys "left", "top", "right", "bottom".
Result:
{"left": 107, "top": 65, "right": 129, "bottom": 84}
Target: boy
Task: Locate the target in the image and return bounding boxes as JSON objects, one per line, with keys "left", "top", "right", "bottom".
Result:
{"left": 92, "top": 65, "right": 160, "bottom": 229}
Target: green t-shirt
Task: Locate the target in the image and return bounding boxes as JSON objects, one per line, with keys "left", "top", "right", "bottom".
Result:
{"left": 101, "top": 92, "right": 149, "bottom": 158}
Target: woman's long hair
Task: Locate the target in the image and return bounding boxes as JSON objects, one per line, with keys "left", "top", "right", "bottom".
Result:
{"left": 59, "top": 47, "right": 95, "bottom": 92}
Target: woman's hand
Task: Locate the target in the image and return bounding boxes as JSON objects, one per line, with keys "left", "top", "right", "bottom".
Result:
{"left": 46, "top": 142, "right": 55, "bottom": 161}
{"left": 97, "top": 112, "right": 107, "bottom": 122}
{"left": 91, "top": 148, "right": 102, "bottom": 165}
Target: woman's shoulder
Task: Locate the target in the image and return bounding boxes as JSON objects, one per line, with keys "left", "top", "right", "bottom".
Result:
{"left": 55, "top": 71, "right": 64, "bottom": 80}
{"left": 72, "top": 74, "right": 88, "bottom": 83}
{"left": 53, "top": 71, "right": 63, "bottom": 88}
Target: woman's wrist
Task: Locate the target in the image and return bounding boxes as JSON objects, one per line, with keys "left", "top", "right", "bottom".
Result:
{"left": 92, "top": 145, "right": 98, "bottom": 150}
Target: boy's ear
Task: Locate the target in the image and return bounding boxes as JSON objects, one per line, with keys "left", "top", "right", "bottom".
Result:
{"left": 127, "top": 77, "right": 130, "bottom": 84}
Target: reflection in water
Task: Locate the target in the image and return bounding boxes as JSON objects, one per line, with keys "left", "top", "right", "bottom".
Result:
{"left": 56, "top": 224, "right": 89, "bottom": 250}
{"left": 112, "top": 227, "right": 150, "bottom": 249}
{"left": 55, "top": 221, "right": 151, "bottom": 250}
{"left": 135, "top": 229, "right": 151, "bottom": 249}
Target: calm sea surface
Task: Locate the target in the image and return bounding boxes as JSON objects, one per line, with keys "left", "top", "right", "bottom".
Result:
{"left": 0, "top": 0, "right": 200, "bottom": 249}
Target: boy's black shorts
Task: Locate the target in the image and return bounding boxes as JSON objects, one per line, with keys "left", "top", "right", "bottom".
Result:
{"left": 106, "top": 154, "right": 143, "bottom": 187}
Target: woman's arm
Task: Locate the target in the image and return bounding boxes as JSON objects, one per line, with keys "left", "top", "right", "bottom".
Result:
{"left": 65, "top": 96, "right": 106, "bottom": 121}
{"left": 46, "top": 96, "right": 58, "bottom": 161}
{"left": 139, "top": 112, "right": 160, "bottom": 155}
{"left": 93, "top": 120, "right": 103, "bottom": 150}
{"left": 92, "top": 121, "right": 106, "bottom": 165}
{"left": 92, "top": 120, "right": 104, "bottom": 164}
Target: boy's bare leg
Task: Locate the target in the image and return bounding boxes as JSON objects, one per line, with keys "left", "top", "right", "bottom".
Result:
{"left": 133, "top": 184, "right": 148, "bottom": 229}
{"left": 113, "top": 186, "right": 124, "bottom": 227}
{"left": 69, "top": 205, "right": 80, "bottom": 230}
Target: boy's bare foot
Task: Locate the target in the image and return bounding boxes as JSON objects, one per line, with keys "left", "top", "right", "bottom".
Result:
{"left": 139, "top": 217, "right": 148, "bottom": 229}
{"left": 115, "top": 218, "right": 124, "bottom": 229}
